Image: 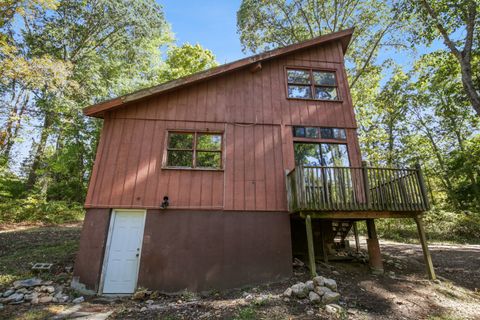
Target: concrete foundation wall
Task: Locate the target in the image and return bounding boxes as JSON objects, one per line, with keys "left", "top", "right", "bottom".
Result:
{"left": 73, "top": 209, "right": 292, "bottom": 293}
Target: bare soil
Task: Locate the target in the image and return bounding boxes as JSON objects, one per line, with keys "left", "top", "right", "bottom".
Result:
{"left": 0, "top": 224, "right": 479, "bottom": 320}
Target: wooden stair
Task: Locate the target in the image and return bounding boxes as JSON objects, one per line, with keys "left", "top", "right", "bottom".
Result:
{"left": 330, "top": 220, "right": 353, "bottom": 243}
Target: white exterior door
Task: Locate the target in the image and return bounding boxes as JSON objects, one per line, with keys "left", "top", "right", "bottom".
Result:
{"left": 102, "top": 210, "right": 146, "bottom": 294}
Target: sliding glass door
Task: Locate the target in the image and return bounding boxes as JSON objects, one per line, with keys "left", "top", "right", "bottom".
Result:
{"left": 294, "top": 143, "right": 350, "bottom": 167}
{"left": 293, "top": 142, "right": 355, "bottom": 207}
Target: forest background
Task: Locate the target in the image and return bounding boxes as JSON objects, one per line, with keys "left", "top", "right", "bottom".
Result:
{"left": 1, "top": 0, "right": 479, "bottom": 243}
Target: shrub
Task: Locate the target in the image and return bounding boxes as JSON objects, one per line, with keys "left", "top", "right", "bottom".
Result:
{"left": 0, "top": 196, "right": 84, "bottom": 224}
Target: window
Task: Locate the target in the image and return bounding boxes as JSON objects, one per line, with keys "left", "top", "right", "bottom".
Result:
{"left": 293, "top": 126, "right": 346, "bottom": 140}
{"left": 319, "top": 128, "right": 347, "bottom": 140}
{"left": 166, "top": 132, "right": 222, "bottom": 169}
{"left": 294, "top": 143, "right": 350, "bottom": 167}
{"left": 286, "top": 68, "right": 339, "bottom": 101}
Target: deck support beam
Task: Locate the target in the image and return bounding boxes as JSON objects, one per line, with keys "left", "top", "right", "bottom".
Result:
{"left": 353, "top": 221, "right": 360, "bottom": 252}
{"left": 414, "top": 216, "right": 436, "bottom": 280}
{"left": 366, "top": 219, "right": 384, "bottom": 274}
{"left": 305, "top": 215, "right": 317, "bottom": 278}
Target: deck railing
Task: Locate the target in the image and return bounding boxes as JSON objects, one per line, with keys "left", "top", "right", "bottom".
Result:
{"left": 285, "top": 164, "right": 430, "bottom": 212}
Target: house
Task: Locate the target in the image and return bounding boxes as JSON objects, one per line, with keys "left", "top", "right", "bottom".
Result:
{"left": 73, "top": 28, "right": 435, "bottom": 295}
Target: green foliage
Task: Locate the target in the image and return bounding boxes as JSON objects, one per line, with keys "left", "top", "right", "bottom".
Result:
{"left": 234, "top": 306, "right": 257, "bottom": 320}
{"left": 0, "top": 0, "right": 218, "bottom": 223}
{"left": 237, "top": 0, "right": 410, "bottom": 89}
{"left": 0, "top": 196, "right": 84, "bottom": 223}
{"left": 375, "top": 208, "right": 480, "bottom": 244}
{"left": 160, "top": 43, "right": 218, "bottom": 81}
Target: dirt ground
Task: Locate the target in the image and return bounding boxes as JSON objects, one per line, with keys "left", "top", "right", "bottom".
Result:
{"left": 0, "top": 225, "right": 479, "bottom": 320}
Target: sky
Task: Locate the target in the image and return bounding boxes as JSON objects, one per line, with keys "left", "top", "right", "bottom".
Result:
{"left": 159, "top": 0, "right": 445, "bottom": 72}
{"left": 161, "top": 0, "right": 245, "bottom": 64}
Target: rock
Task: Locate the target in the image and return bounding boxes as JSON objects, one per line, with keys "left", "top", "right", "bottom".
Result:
{"left": 291, "top": 283, "right": 308, "bottom": 298}
{"left": 305, "top": 280, "right": 315, "bottom": 291}
{"left": 322, "top": 292, "right": 340, "bottom": 304}
{"left": 145, "top": 299, "right": 154, "bottom": 304}
{"left": 332, "top": 270, "right": 340, "bottom": 276}
{"left": 13, "top": 278, "right": 42, "bottom": 289}
{"left": 0, "top": 303, "right": 3, "bottom": 310}
{"left": 24, "top": 292, "right": 38, "bottom": 302}
{"left": 323, "top": 278, "right": 337, "bottom": 291}
{"left": 314, "top": 286, "right": 332, "bottom": 297}
{"left": 283, "top": 287, "right": 293, "bottom": 297}
{"left": 39, "top": 296, "right": 53, "bottom": 303}
{"left": 2, "top": 289, "right": 14, "bottom": 297}
{"left": 31, "top": 297, "right": 39, "bottom": 304}
{"left": 16, "top": 288, "right": 28, "bottom": 294}
{"left": 40, "top": 286, "right": 55, "bottom": 293}
{"left": 306, "top": 309, "right": 314, "bottom": 315}
{"left": 72, "top": 296, "right": 85, "bottom": 304}
{"left": 243, "top": 294, "right": 253, "bottom": 300}
{"left": 5, "top": 293, "right": 24, "bottom": 303}
{"left": 325, "top": 304, "right": 342, "bottom": 314}
{"left": 388, "top": 271, "right": 396, "bottom": 278}
{"left": 308, "top": 291, "right": 321, "bottom": 303}
{"left": 313, "top": 276, "right": 325, "bottom": 287}
{"left": 140, "top": 307, "right": 147, "bottom": 312}
{"left": 293, "top": 258, "right": 305, "bottom": 267}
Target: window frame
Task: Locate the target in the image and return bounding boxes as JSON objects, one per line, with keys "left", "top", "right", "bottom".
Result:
{"left": 285, "top": 67, "right": 341, "bottom": 102}
{"left": 163, "top": 130, "right": 224, "bottom": 171}
{"left": 292, "top": 126, "right": 347, "bottom": 141}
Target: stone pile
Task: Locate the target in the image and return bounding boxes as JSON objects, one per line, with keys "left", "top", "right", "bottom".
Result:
{"left": 283, "top": 276, "right": 341, "bottom": 305}
{"left": 0, "top": 278, "right": 82, "bottom": 307}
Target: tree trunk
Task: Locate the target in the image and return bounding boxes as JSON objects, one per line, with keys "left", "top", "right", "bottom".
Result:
{"left": 1, "top": 95, "right": 29, "bottom": 160}
{"left": 459, "top": 59, "right": 480, "bottom": 117}
{"left": 26, "top": 112, "right": 53, "bottom": 190}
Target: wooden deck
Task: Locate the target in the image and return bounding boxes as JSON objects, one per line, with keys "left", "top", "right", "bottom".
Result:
{"left": 285, "top": 163, "right": 430, "bottom": 216}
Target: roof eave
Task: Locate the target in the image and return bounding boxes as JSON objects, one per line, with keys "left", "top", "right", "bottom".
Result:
{"left": 83, "top": 28, "right": 354, "bottom": 118}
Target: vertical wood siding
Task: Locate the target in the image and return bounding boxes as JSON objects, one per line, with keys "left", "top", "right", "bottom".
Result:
{"left": 85, "top": 41, "right": 363, "bottom": 211}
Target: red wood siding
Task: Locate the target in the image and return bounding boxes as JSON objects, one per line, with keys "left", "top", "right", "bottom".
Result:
{"left": 85, "top": 41, "right": 362, "bottom": 210}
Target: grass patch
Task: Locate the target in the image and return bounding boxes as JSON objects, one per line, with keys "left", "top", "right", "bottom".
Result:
{"left": 0, "top": 226, "right": 81, "bottom": 288}
{"left": 11, "top": 310, "right": 52, "bottom": 320}
{"left": 233, "top": 306, "right": 258, "bottom": 320}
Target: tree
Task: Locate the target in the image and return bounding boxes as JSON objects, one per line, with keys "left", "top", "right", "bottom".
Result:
{"left": 237, "top": 0, "right": 409, "bottom": 89}
{"left": 160, "top": 43, "right": 218, "bottom": 82}
{"left": 18, "top": 0, "right": 172, "bottom": 190}
{"left": 401, "top": 0, "right": 480, "bottom": 116}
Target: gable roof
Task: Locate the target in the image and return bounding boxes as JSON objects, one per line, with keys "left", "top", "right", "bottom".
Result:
{"left": 84, "top": 28, "right": 354, "bottom": 118}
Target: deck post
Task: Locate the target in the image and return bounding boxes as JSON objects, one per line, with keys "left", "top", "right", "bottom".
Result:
{"left": 305, "top": 215, "right": 317, "bottom": 277}
{"left": 415, "top": 163, "right": 430, "bottom": 210}
{"left": 362, "top": 161, "right": 371, "bottom": 209}
{"left": 414, "top": 215, "right": 436, "bottom": 280}
{"left": 366, "top": 219, "right": 384, "bottom": 274}
{"left": 353, "top": 221, "right": 360, "bottom": 253}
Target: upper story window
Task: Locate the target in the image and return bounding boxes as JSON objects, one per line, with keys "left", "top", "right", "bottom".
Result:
{"left": 286, "top": 68, "right": 339, "bottom": 101}
{"left": 293, "top": 126, "right": 346, "bottom": 140}
{"left": 166, "top": 131, "right": 222, "bottom": 169}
